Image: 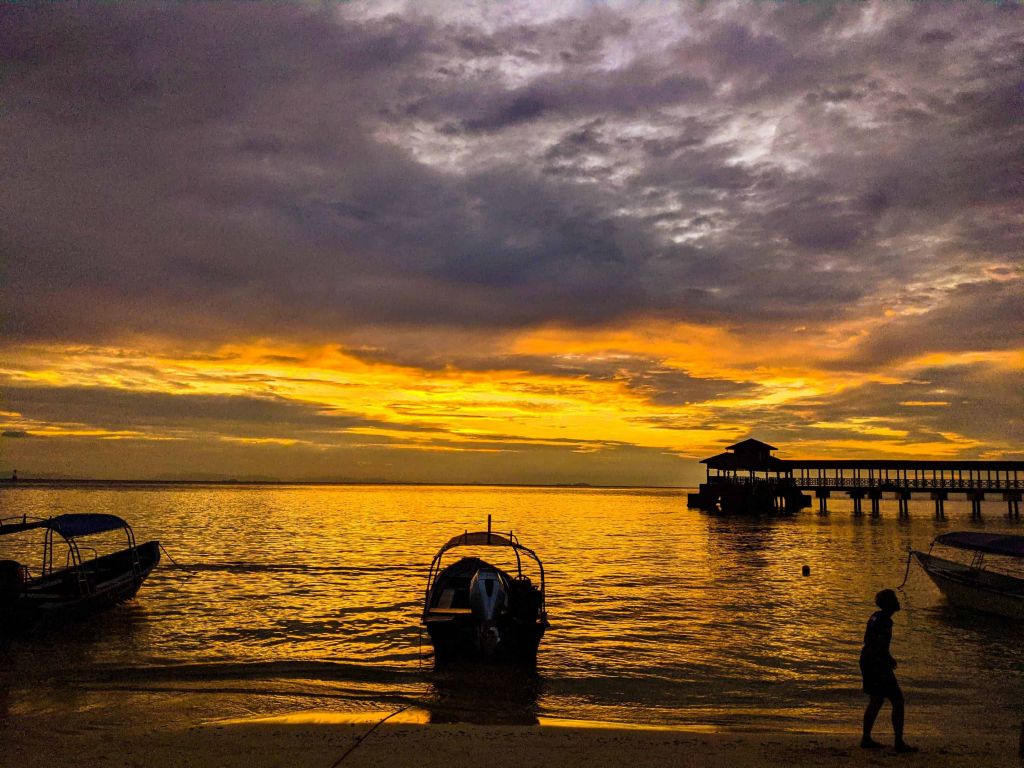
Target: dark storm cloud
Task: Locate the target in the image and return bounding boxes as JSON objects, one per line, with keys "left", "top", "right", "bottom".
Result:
{"left": 0, "top": 384, "right": 434, "bottom": 440}
{"left": 0, "top": 382, "right": 701, "bottom": 483}
{"left": 5, "top": 381, "right": 693, "bottom": 452}
{"left": 454, "top": 69, "right": 710, "bottom": 132}
{"left": 775, "top": 363, "right": 1024, "bottom": 454}
{"left": 1, "top": 2, "right": 1020, "bottom": 348}
{"left": 342, "top": 346, "right": 751, "bottom": 406}
{"left": 622, "top": 353, "right": 1022, "bottom": 458}
{"left": 4, "top": 427, "right": 693, "bottom": 485}
{"left": 842, "top": 280, "right": 1023, "bottom": 368}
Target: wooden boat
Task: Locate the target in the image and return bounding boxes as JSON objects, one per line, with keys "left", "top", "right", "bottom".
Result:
{"left": 422, "top": 517, "right": 548, "bottom": 665}
{"left": 911, "top": 532, "right": 1024, "bottom": 620}
{"left": 0, "top": 513, "right": 160, "bottom": 633}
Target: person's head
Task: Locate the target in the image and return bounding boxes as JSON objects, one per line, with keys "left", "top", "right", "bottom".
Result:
{"left": 875, "top": 589, "right": 900, "bottom": 613}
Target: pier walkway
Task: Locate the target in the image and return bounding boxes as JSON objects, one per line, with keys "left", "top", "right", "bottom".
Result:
{"left": 688, "top": 439, "right": 1023, "bottom": 518}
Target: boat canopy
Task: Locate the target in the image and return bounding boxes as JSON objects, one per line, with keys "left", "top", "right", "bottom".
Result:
{"left": 935, "top": 532, "right": 1024, "bottom": 558}
{"left": 425, "top": 527, "right": 546, "bottom": 617}
{"left": 0, "top": 514, "right": 129, "bottom": 538}
{"left": 442, "top": 531, "right": 516, "bottom": 550}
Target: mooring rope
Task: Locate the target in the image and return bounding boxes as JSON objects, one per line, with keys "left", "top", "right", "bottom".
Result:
{"left": 327, "top": 703, "right": 413, "bottom": 768}
{"left": 158, "top": 543, "right": 198, "bottom": 579}
{"left": 896, "top": 548, "right": 914, "bottom": 591}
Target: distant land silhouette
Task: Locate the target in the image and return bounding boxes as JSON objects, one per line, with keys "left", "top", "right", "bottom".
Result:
{"left": 0, "top": 475, "right": 677, "bottom": 490}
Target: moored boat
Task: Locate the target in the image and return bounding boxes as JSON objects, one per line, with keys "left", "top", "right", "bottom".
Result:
{"left": 0, "top": 513, "right": 160, "bottom": 633}
{"left": 911, "top": 531, "right": 1024, "bottom": 620}
{"left": 422, "top": 517, "right": 548, "bottom": 666}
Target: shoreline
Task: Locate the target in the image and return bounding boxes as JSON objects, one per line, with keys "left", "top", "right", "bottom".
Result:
{"left": 4, "top": 706, "right": 1019, "bottom": 768}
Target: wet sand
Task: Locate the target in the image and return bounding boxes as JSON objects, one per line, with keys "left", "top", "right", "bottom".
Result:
{"left": 4, "top": 709, "right": 1018, "bottom": 768}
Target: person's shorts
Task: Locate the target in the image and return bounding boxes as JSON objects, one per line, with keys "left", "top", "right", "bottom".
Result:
{"left": 860, "top": 657, "right": 902, "bottom": 699}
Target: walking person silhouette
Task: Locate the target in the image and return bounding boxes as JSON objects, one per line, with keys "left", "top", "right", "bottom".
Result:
{"left": 860, "top": 589, "right": 917, "bottom": 752}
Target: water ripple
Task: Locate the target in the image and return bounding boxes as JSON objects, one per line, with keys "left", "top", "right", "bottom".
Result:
{"left": 1, "top": 485, "right": 1020, "bottom": 733}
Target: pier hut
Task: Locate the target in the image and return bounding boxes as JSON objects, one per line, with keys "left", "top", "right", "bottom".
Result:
{"left": 687, "top": 439, "right": 811, "bottom": 515}
{"left": 688, "top": 439, "right": 1024, "bottom": 518}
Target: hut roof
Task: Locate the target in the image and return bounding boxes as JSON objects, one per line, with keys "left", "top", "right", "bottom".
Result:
{"left": 726, "top": 438, "right": 778, "bottom": 453}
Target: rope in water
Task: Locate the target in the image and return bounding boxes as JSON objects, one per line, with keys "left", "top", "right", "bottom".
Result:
{"left": 155, "top": 542, "right": 423, "bottom": 766}
{"left": 327, "top": 703, "right": 414, "bottom": 768}
{"left": 158, "top": 543, "right": 198, "bottom": 579}
{"left": 155, "top": 544, "right": 421, "bottom": 765}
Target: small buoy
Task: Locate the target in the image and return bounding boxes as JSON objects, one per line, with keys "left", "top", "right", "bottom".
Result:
{"left": 802, "top": 565, "right": 811, "bottom": 577}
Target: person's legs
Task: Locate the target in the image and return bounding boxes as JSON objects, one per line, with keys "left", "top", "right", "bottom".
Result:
{"left": 889, "top": 683, "right": 917, "bottom": 752}
{"left": 891, "top": 691, "right": 904, "bottom": 740}
{"left": 861, "top": 696, "right": 885, "bottom": 748}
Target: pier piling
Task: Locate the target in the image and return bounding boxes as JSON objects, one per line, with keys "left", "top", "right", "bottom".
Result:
{"left": 897, "top": 491, "right": 911, "bottom": 519}
{"left": 816, "top": 489, "right": 829, "bottom": 515}
{"left": 1005, "top": 492, "right": 1021, "bottom": 520}
{"left": 849, "top": 492, "right": 864, "bottom": 517}
{"left": 969, "top": 492, "right": 985, "bottom": 519}
{"left": 869, "top": 492, "right": 881, "bottom": 518}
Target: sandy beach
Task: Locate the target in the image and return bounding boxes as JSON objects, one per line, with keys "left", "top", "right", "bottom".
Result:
{"left": 4, "top": 706, "right": 1019, "bottom": 768}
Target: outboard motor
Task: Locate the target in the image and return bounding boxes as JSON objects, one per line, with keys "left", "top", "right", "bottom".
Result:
{"left": 469, "top": 567, "right": 507, "bottom": 656}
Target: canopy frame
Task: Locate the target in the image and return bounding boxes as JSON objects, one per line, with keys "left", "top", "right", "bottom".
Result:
{"left": 1, "top": 514, "right": 139, "bottom": 578}
{"left": 424, "top": 516, "right": 545, "bottom": 614}
{"left": 932, "top": 532, "right": 1024, "bottom": 559}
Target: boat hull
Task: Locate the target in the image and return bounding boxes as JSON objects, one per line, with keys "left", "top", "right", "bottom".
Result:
{"left": 912, "top": 550, "right": 1024, "bottom": 620}
{"left": 3, "top": 540, "right": 161, "bottom": 633}
{"left": 425, "top": 615, "right": 546, "bottom": 666}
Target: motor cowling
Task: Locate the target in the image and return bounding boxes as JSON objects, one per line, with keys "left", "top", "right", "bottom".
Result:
{"left": 469, "top": 567, "right": 507, "bottom": 656}
{"left": 469, "top": 568, "right": 507, "bottom": 623}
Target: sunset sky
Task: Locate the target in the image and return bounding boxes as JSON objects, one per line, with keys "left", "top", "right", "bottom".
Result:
{"left": 1, "top": 2, "right": 1021, "bottom": 485}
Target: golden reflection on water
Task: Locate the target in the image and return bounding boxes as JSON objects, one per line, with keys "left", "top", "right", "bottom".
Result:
{"left": 212, "top": 708, "right": 722, "bottom": 733}
{"left": 1, "top": 485, "right": 1021, "bottom": 734}
{"left": 215, "top": 708, "right": 433, "bottom": 726}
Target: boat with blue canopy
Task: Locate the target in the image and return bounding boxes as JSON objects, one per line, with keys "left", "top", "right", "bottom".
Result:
{"left": 0, "top": 513, "right": 160, "bottom": 633}
{"left": 911, "top": 532, "right": 1024, "bottom": 620}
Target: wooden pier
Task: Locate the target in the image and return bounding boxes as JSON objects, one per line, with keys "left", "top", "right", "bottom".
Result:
{"left": 687, "top": 439, "right": 1024, "bottom": 518}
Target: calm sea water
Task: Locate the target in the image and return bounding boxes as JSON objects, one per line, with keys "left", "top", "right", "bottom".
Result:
{"left": 1, "top": 485, "right": 1021, "bottom": 736}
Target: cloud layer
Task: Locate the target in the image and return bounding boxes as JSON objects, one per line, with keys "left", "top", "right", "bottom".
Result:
{"left": 1, "top": 2, "right": 1021, "bottom": 480}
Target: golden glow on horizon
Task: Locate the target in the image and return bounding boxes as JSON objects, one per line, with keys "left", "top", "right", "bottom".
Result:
{"left": 783, "top": 435, "right": 984, "bottom": 459}
{"left": 809, "top": 420, "right": 908, "bottom": 439}
{"left": 27, "top": 427, "right": 177, "bottom": 441}
{"left": 906, "top": 350, "right": 1023, "bottom": 370}
{"left": 1, "top": 318, "right": 1021, "bottom": 479}
{"left": 219, "top": 436, "right": 302, "bottom": 447}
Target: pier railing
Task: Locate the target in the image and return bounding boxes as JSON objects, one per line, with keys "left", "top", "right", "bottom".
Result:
{"left": 694, "top": 441, "right": 1023, "bottom": 517}
{"left": 706, "top": 476, "right": 1023, "bottom": 491}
